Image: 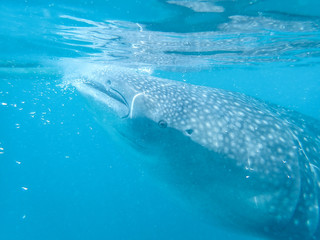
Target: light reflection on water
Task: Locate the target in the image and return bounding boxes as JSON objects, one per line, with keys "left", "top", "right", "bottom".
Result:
{"left": 57, "top": 14, "right": 320, "bottom": 69}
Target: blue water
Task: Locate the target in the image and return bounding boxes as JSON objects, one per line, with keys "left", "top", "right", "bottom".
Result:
{"left": 1, "top": 1, "right": 320, "bottom": 240}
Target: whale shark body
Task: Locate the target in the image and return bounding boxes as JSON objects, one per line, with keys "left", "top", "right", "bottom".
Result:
{"left": 72, "top": 66, "right": 320, "bottom": 240}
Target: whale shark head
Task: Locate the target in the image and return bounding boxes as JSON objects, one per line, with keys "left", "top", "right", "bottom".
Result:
{"left": 72, "top": 65, "right": 317, "bottom": 239}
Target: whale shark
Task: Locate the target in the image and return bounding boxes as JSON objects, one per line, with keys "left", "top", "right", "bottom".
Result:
{"left": 71, "top": 65, "right": 320, "bottom": 240}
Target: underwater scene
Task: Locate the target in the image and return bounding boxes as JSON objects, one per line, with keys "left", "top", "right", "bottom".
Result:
{"left": 1, "top": 0, "right": 320, "bottom": 240}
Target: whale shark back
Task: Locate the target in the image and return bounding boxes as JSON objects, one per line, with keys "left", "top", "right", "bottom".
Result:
{"left": 140, "top": 80, "right": 320, "bottom": 239}
{"left": 127, "top": 75, "right": 320, "bottom": 239}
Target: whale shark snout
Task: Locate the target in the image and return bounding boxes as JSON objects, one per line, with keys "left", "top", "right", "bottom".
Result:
{"left": 85, "top": 81, "right": 129, "bottom": 110}
{"left": 73, "top": 78, "right": 132, "bottom": 119}
{"left": 72, "top": 65, "right": 320, "bottom": 240}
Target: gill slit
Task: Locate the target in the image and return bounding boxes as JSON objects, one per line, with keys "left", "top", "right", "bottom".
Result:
{"left": 290, "top": 130, "right": 311, "bottom": 165}
{"left": 289, "top": 129, "right": 320, "bottom": 182}
{"left": 284, "top": 118, "right": 312, "bottom": 168}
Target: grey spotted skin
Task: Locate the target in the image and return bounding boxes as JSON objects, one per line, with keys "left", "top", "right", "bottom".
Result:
{"left": 73, "top": 66, "right": 320, "bottom": 240}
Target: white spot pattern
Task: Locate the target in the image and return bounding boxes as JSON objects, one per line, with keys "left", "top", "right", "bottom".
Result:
{"left": 77, "top": 67, "right": 320, "bottom": 240}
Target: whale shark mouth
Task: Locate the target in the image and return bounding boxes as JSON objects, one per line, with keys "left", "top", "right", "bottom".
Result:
{"left": 85, "top": 81, "right": 129, "bottom": 107}
{"left": 75, "top": 81, "right": 130, "bottom": 118}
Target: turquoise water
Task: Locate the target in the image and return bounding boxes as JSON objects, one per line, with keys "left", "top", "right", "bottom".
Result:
{"left": 1, "top": 1, "right": 320, "bottom": 240}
